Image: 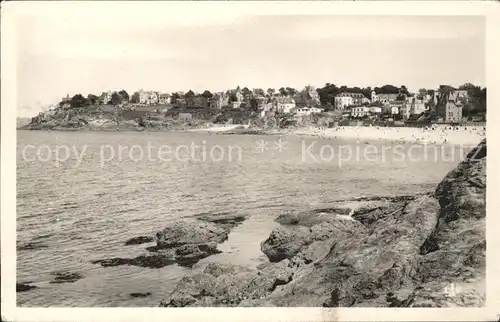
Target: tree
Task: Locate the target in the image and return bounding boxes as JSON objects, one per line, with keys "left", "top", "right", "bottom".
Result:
{"left": 130, "top": 92, "right": 140, "bottom": 103}
{"left": 118, "top": 90, "right": 130, "bottom": 101}
{"left": 229, "top": 93, "right": 238, "bottom": 103}
{"left": 285, "top": 87, "right": 298, "bottom": 96}
{"left": 249, "top": 98, "right": 259, "bottom": 112}
{"left": 110, "top": 92, "right": 123, "bottom": 106}
{"left": 361, "top": 87, "right": 372, "bottom": 99}
{"left": 377, "top": 85, "right": 399, "bottom": 94}
{"left": 242, "top": 87, "right": 252, "bottom": 97}
{"left": 278, "top": 87, "right": 287, "bottom": 96}
{"left": 253, "top": 88, "right": 265, "bottom": 97}
{"left": 185, "top": 90, "right": 195, "bottom": 98}
{"left": 458, "top": 83, "right": 476, "bottom": 91}
{"left": 70, "top": 94, "right": 89, "bottom": 108}
{"left": 170, "top": 92, "right": 181, "bottom": 104}
{"left": 87, "top": 94, "right": 99, "bottom": 105}
{"left": 201, "top": 90, "right": 213, "bottom": 99}
{"left": 400, "top": 85, "right": 410, "bottom": 96}
{"left": 418, "top": 88, "right": 428, "bottom": 98}
{"left": 317, "top": 83, "right": 339, "bottom": 107}
{"left": 267, "top": 88, "right": 275, "bottom": 97}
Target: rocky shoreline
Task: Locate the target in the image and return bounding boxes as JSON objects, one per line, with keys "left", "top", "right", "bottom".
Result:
{"left": 17, "top": 139, "right": 486, "bottom": 307}
{"left": 157, "top": 139, "right": 486, "bottom": 307}
{"left": 90, "top": 214, "right": 247, "bottom": 269}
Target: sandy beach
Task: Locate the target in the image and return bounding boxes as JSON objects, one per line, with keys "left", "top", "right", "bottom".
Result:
{"left": 192, "top": 123, "right": 486, "bottom": 146}
{"left": 291, "top": 124, "right": 486, "bottom": 146}
{"left": 187, "top": 124, "right": 249, "bottom": 133}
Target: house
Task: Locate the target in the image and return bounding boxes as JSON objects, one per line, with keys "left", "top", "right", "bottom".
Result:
{"left": 138, "top": 90, "right": 159, "bottom": 105}
{"left": 334, "top": 95, "right": 354, "bottom": 110}
{"left": 335, "top": 92, "right": 366, "bottom": 109}
{"left": 304, "top": 85, "right": 320, "bottom": 104}
{"left": 400, "top": 103, "right": 411, "bottom": 120}
{"left": 371, "top": 91, "right": 399, "bottom": 104}
{"left": 295, "top": 85, "right": 321, "bottom": 106}
{"left": 350, "top": 106, "right": 370, "bottom": 118}
{"left": 159, "top": 93, "right": 171, "bottom": 105}
{"left": 100, "top": 91, "right": 114, "bottom": 105}
{"left": 369, "top": 106, "right": 382, "bottom": 114}
{"left": 209, "top": 92, "right": 229, "bottom": 109}
{"left": 293, "top": 107, "right": 312, "bottom": 116}
{"left": 234, "top": 87, "right": 244, "bottom": 103}
{"left": 178, "top": 113, "right": 193, "bottom": 121}
{"left": 383, "top": 104, "right": 400, "bottom": 115}
{"left": 60, "top": 95, "right": 71, "bottom": 109}
{"left": 231, "top": 101, "right": 242, "bottom": 109}
{"left": 309, "top": 107, "right": 324, "bottom": 114}
{"left": 253, "top": 96, "right": 268, "bottom": 110}
{"left": 453, "top": 90, "right": 469, "bottom": 100}
{"left": 410, "top": 100, "right": 427, "bottom": 116}
{"left": 292, "top": 106, "right": 324, "bottom": 116}
{"left": 273, "top": 97, "right": 296, "bottom": 113}
{"left": 444, "top": 93, "right": 463, "bottom": 123}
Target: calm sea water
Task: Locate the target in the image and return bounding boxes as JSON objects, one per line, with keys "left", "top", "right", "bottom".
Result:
{"left": 16, "top": 130, "right": 469, "bottom": 307}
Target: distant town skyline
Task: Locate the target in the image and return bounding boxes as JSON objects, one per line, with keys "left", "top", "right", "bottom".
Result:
{"left": 14, "top": 3, "right": 485, "bottom": 117}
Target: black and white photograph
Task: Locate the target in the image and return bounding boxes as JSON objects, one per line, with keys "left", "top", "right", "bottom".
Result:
{"left": 2, "top": 1, "right": 499, "bottom": 321}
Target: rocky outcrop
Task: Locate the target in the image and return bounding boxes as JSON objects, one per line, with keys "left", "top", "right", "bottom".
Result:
{"left": 17, "top": 241, "right": 49, "bottom": 251}
{"left": 159, "top": 262, "right": 291, "bottom": 307}
{"left": 155, "top": 219, "right": 229, "bottom": 249}
{"left": 261, "top": 209, "right": 367, "bottom": 264}
{"left": 124, "top": 236, "right": 154, "bottom": 246}
{"left": 16, "top": 283, "right": 38, "bottom": 292}
{"left": 161, "top": 140, "right": 486, "bottom": 307}
{"left": 49, "top": 271, "right": 83, "bottom": 284}
{"left": 93, "top": 216, "right": 246, "bottom": 269}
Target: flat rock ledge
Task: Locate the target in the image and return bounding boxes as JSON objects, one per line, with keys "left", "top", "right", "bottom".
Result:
{"left": 16, "top": 282, "right": 38, "bottom": 292}
{"left": 161, "top": 139, "right": 486, "bottom": 307}
{"left": 92, "top": 214, "right": 246, "bottom": 269}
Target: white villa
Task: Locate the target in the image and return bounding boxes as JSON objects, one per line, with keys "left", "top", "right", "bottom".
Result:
{"left": 138, "top": 90, "right": 159, "bottom": 105}
{"left": 293, "top": 106, "right": 324, "bottom": 116}
{"left": 335, "top": 92, "right": 368, "bottom": 110}
{"left": 158, "top": 93, "right": 171, "bottom": 105}
{"left": 273, "top": 96, "right": 296, "bottom": 113}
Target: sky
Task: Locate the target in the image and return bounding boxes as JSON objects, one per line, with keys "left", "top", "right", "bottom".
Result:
{"left": 13, "top": 4, "right": 485, "bottom": 117}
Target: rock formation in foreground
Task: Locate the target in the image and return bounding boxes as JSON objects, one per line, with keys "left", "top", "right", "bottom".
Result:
{"left": 161, "top": 139, "right": 486, "bottom": 307}
{"left": 91, "top": 214, "right": 247, "bottom": 269}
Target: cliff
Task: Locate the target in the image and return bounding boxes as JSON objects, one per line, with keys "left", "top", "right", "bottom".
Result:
{"left": 160, "top": 139, "right": 486, "bottom": 307}
{"left": 18, "top": 106, "right": 214, "bottom": 131}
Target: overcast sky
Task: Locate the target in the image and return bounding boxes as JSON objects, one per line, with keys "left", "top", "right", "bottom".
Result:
{"left": 15, "top": 4, "right": 485, "bottom": 117}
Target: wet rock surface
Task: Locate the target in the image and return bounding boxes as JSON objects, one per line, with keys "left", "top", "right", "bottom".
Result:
{"left": 17, "top": 241, "right": 49, "bottom": 251}
{"left": 16, "top": 283, "right": 38, "bottom": 292}
{"left": 130, "top": 292, "right": 152, "bottom": 298}
{"left": 91, "top": 253, "right": 176, "bottom": 269}
{"left": 161, "top": 140, "right": 486, "bottom": 307}
{"left": 93, "top": 216, "right": 246, "bottom": 269}
{"left": 49, "top": 271, "right": 83, "bottom": 284}
{"left": 159, "top": 262, "right": 283, "bottom": 307}
{"left": 124, "top": 236, "right": 154, "bottom": 246}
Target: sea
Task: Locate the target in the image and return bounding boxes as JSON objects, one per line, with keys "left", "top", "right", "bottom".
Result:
{"left": 16, "top": 130, "right": 471, "bottom": 306}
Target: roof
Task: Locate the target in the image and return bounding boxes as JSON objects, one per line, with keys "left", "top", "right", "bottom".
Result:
{"left": 377, "top": 93, "right": 399, "bottom": 97}
{"left": 336, "top": 92, "right": 365, "bottom": 98}
{"left": 274, "top": 97, "right": 296, "bottom": 104}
